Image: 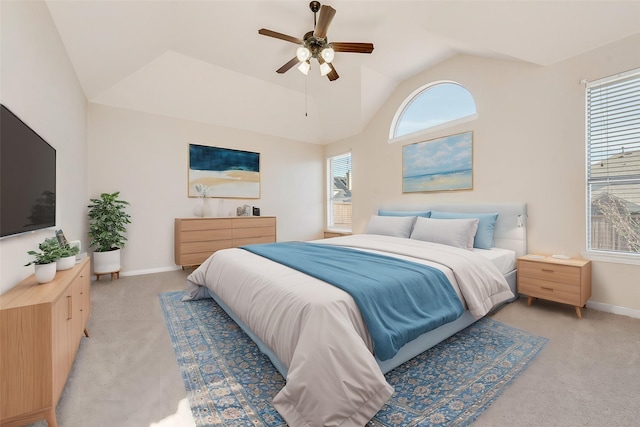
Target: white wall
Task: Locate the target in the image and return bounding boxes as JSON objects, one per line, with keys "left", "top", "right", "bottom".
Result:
{"left": 0, "top": 0, "right": 88, "bottom": 295}
{"left": 87, "top": 104, "right": 324, "bottom": 275}
{"left": 326, "top": 34, "right": 640, "bottom": 313}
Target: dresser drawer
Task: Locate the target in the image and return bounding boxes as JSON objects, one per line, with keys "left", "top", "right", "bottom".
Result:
{"left": 518, "top": 260, "right": 580, "bottom": 286}
{"left": 518, "top": 277, "right": 581, "bottom": 306}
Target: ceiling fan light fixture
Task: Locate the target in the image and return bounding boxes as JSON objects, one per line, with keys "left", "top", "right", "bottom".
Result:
{"left": 321, "top": 46, "right": 335, "bottom": 63}
{"left": 296, "top": 46, "right": 311, "bottom": 62}
{"left": 298, "top": 60, "right": 311, "bottom": 75}
{"left": 319, "top": 61, "right": 332, "bottom": 76}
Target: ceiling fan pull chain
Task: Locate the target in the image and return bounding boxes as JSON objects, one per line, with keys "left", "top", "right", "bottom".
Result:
{"left": 305, "top": 74, "right": 308, "bottom": 117}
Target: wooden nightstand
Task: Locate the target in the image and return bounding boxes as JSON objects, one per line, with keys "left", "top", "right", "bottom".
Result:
{"left": 517, "top": 256, "right": 592, "bottom": 319}
{"left": 324, "top": 231, "right": 351, "bottom": 238}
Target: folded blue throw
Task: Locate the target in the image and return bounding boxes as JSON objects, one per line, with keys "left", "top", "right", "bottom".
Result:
{"left": 241, "top": 242, "right": 464, "bottom": 360}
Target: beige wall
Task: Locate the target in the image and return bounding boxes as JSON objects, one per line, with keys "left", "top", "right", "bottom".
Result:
{"left": 0, "top": 0, "right": 88, "bottom": 295}
{"left": 88, "top": 105, "right": 325, "bottom": 275}
{"left": 327, "top": 34, "right": 640, "bottom": 313}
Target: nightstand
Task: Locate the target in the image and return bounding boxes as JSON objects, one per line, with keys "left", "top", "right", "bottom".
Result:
{"left": 324, "top": 231, "right": 351, "bottom": 238}
{"left": 517, "top": 256, "right": 592, "bottom": 319}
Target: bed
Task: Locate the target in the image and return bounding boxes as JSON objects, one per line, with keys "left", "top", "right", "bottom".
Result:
{"left": 185, "top": 202, "right": 527, "bottom": 426}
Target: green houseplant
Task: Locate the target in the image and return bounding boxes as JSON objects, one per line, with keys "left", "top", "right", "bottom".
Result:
{"left": 25, "top": 237, "right": 61, "bottom": 283}
{"left": 56, "top": 242, "right": 80, "bottom": 271}
{"left": 87, "top": 192, "right": 131, "bottom": 275}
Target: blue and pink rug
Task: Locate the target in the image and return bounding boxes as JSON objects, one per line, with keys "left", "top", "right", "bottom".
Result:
{"left": 160, "top": 291, "right": 547, "bottom": 426}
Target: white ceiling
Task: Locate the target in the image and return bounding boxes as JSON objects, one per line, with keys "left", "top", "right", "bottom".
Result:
{"left": 45, "top": 0, "right": 640, "bottom": 144}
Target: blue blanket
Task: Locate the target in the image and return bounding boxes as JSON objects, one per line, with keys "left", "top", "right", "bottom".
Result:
{"left": 241, "top": 242, "right": 464, "bottom": 361}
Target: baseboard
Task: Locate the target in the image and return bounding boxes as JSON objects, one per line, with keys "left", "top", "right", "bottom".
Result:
{"left": 587, "top": 300, "right": 640, "bottom": 319}
{"left": 91, "top": 265, "right": 182, "bottom": 281}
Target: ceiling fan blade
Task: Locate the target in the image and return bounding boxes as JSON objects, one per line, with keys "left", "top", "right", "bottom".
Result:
{"left": 258, "top": 28, "right": 303, "bottom": 45}
{"left": 331, "top": 42, "right": 374, "bottom": 54}
{"left": 327, "top": 65, "right": 339, "bottom": 81}
{"left": 313, "top": 5, "right": 336, "bottom": 39}
{"left": 276, "top": 57, "right": 300, "bottom": 74}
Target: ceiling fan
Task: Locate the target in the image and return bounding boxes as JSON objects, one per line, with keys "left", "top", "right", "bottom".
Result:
{"left": 258, "top": 1, "right": 374, "bottom": 81}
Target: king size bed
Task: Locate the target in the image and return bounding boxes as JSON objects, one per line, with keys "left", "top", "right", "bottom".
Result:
{"left": 185, "top": 203, "right": 527, "bottom": 426}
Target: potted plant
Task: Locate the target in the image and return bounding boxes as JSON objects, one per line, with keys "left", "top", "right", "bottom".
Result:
{"left": 56, "top": 243, "right": 80, "bottom": 271}
{"left": 87, "top": 192, "right": 131, "bottom": 275}
{"left": 25, "top": 237, "right": 61, "bottom": 283}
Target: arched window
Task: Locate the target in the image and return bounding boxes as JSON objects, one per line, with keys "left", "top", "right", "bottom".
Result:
{"left": 390, "top": 81, "right": 477, "bottom": 141}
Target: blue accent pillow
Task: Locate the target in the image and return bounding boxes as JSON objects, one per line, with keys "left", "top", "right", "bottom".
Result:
{"left": 429, "top": 211, "right": 499, "bottom": 249}
{"left": 378, "top": 210, "right": 431, "bottom": 218}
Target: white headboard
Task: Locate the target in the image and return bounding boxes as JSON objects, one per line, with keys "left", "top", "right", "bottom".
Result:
{"left": 377, "top": 202, "right": 528, "bottom": 257}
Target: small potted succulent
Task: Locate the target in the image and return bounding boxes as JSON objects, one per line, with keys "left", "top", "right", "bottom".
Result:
{"left": 25, "top": 237, "right": 61, "bottom": 283}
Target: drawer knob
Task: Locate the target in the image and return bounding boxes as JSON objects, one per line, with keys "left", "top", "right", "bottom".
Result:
{"left": 541, "top": 269, "right": 554, "bottom": 273}
{"left": 541, "top": 287, "right": 554, "bottom": 291}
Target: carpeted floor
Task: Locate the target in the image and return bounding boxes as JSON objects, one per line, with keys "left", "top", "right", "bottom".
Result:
{"left": 30, "top": 269, "right": 640, "bottom": 427}
{"left": 159, "top": 291, "right": 547, "bottom": 426}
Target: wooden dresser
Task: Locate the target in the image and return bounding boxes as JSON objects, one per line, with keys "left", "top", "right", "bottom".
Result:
{"left": 174, "top": 216, "right": 276, "bottom": 267}
{"left": 517, "top": 256, "right": 592, "bottom": 319}
{"left": 0, "top": 257, "right": 91, "bottom": 427}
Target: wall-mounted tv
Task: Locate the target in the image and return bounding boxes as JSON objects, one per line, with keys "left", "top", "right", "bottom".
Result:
{"left": 1, "top": 104, "right": 56, "bottom": 238}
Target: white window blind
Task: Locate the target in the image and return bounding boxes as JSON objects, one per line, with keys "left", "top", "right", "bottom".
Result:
{"left": 328, "top": 152, "right": 352, "bottom": 230}
{"left": 586, "top": 69, "right": 640, "bottom": 255}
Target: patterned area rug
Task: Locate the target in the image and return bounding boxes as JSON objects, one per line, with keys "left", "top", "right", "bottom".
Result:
{"left": 160, "top": 291, "right": 547, "bottom": 426}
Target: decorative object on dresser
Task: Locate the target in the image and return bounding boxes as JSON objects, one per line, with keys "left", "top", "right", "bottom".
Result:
{"left": 517, "top": 255, "right": 592, "bottom": 319}
{"left": 24, "top": 237, "right": 63, "bottom": 283}
{"left": 87, "top": 191, "right": 131, "bottom": 279}
{"left": 0, "top": 258, "right": 91, "bottom": 427}
{"left": 174, "top": 217, "right": 276, "bottom": 267}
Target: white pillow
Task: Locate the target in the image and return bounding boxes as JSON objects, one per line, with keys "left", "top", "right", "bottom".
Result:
{"left": 365, "top": 215, "right": 416, "bottom": 238}
{"left": 410, "top": 217, "right": 479, "bottom": 250}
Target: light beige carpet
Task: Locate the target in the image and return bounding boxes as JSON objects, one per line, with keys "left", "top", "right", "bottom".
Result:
{"left": 32, "top": 269, "right": 640, "bottom": 426}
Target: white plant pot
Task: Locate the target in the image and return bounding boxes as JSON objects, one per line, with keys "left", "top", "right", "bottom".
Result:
{"left": 34, "top": 262, "right": 57, "bottom": 284}
{"left": 56, "top": 255, "right": 76, "bottom": 271}
{"left": 93, "top": 249, "right": 121, "bottom": 274}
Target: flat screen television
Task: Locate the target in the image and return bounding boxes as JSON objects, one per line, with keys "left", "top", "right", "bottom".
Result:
{"left": 1, "top": 104, "right": 56, "bottom": 238}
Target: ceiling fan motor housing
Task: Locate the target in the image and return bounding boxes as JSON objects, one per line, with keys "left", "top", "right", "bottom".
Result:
{"left": 303, "top": 31, "right": 330, "bottom": 59}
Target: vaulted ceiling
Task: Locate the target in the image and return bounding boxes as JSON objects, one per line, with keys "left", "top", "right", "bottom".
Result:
{"left": 45, "top": 1, "right": 640, "bottom": 144}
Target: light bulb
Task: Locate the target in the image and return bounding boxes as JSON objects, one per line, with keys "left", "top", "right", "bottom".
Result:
{"left": 298, "top": 61, "right": 311, "bottom": 75}
{"left": 296, "top": 46, "right": 311, "bottom": 62}
{"left": 320, "top": 62, "right": 332, "bottom": 76}
{"left": 321, "top": 47, "right": 335, "bottom": 63}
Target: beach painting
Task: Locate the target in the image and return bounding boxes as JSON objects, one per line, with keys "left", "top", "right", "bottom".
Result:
{"left": 402, "top": 131, "right": 473, "bottom": 193}
{"left": 189, "top": 144, "right": 260, "bottom": 198}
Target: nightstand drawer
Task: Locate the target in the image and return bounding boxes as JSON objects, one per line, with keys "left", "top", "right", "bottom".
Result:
{"left": 518, "top": 277, "right": 581, "bottom": 306}
{"left": 518, "top": 260, "right": 580, "bottom": 286}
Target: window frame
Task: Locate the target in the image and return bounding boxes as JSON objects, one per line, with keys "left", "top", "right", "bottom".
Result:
{"left": 584, "top": 68, "right": 640, "bottom": 266}
{"left": 388, "top": 80, "right": 478, "bottom": 144}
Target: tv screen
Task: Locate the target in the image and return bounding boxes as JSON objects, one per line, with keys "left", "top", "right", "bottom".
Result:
{"left": 1, "top": 104, "right": 56, "bottom": 238}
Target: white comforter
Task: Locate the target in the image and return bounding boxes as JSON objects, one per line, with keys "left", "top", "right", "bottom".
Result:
{"left": 185, "top": 234, "right": 514, "bottom": 426}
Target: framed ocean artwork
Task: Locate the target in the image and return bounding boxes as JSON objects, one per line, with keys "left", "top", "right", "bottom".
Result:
{"left": 402, "top": 131, "right": 473, "bottom": 193}
{"left": 188, "top": 144, "right": 260, "bottom": 199}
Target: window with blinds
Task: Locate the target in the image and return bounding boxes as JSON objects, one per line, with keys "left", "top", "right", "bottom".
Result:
{"left": 327, "top": 152, "right": 352, "bottom": 231}
{"left": 586, "top": 69, "right": 640, "bottom": 255}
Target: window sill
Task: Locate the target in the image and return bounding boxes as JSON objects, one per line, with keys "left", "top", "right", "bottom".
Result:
{"left": 582, "top": 250, "right": 640, "bottom": 266}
